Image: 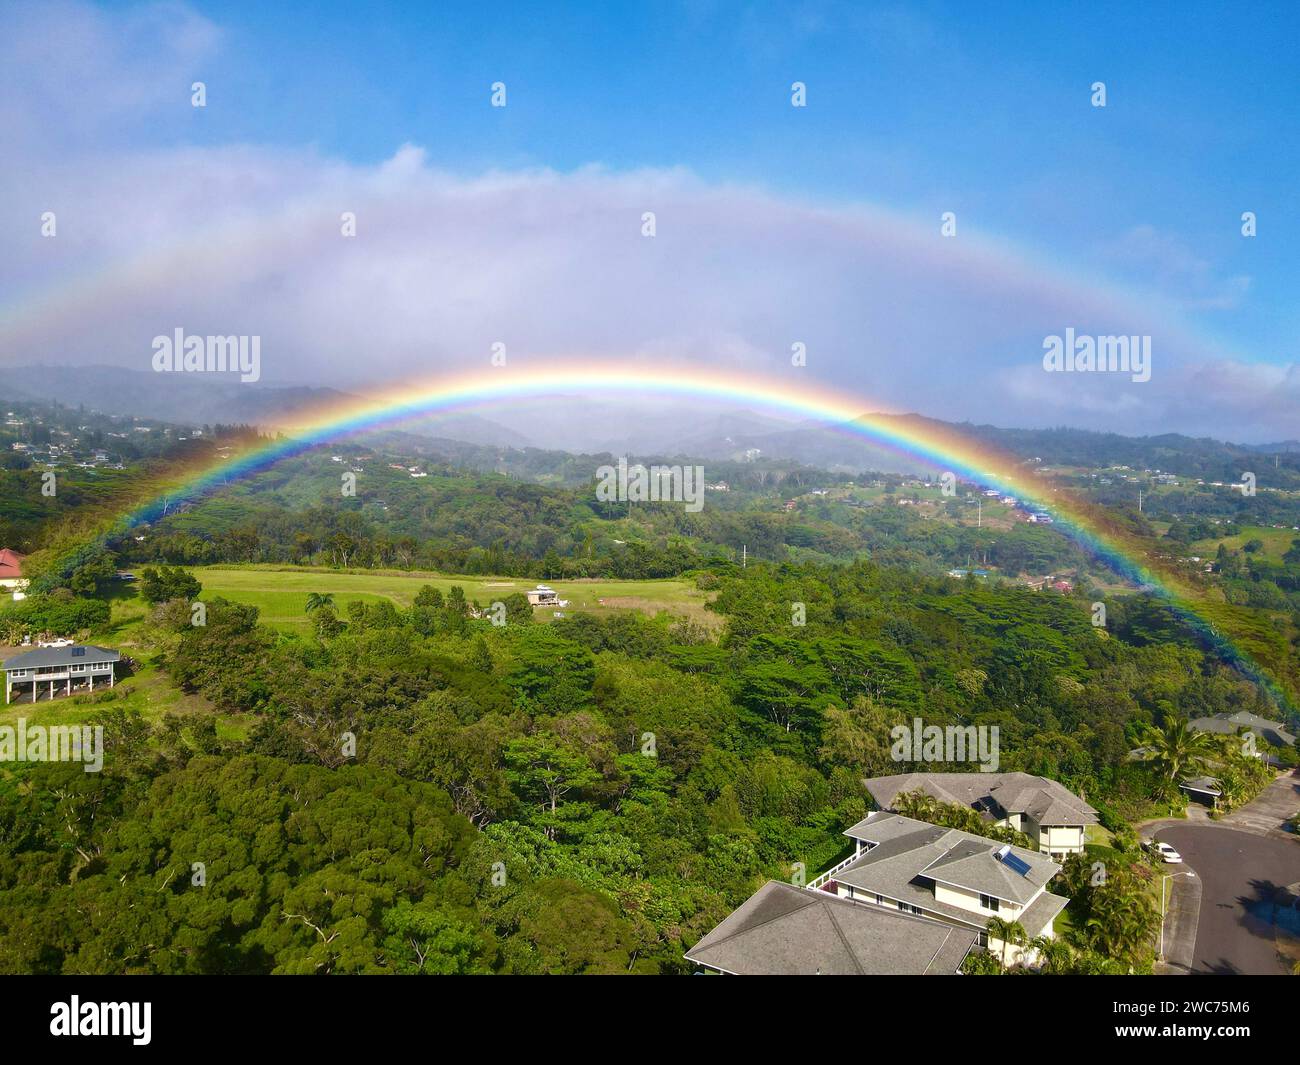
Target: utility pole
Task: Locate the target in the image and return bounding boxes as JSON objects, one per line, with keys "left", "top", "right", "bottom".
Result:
{"left": 742, "top": 544, "right": 747, "bottom": 568}
{"left": 977, "top": 498, "right": 982, "bottom": 528}
{"left": 1138, "top": 488, "right": 1143, "bottom": 513}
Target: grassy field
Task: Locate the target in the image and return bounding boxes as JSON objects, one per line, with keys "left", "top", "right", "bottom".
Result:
{"left": 183, "top": 565, "right": 718, "bottom": 634}
{"left": 0, "top": 565, "right": 716, "bottom": 729}
{"left": 1190, "top": 524, "right": 1299, "bottom": 562}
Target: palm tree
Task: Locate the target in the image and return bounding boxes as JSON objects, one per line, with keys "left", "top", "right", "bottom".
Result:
{"left": 1137, "top": 717, "right": 1215, "bottom": 790}
{"left": 1204, "top": 734, "right": 1269, "bottom": 811}
{"left": 986, "top": 917, "right": 1028, "bottom": 969}
{"left": 1083, "top": 873, "right": 1159, "bottom": 963}
{"left": 894, "top": 791, "right": 940, "bottom": 822}
{"left": 304, "top": 592, "right": 334, "bottom": 614}
{"left": 1030, "top": 935, "right": 1073, "bottom": 974}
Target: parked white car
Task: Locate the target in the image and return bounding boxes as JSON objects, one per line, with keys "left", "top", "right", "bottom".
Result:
{"left": 1154, "top": 841, "right": 1183, "bottom": 864}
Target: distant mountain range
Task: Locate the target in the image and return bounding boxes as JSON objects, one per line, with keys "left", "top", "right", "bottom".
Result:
{"left": 6, "top": 364, "right": 352, "bottom": 426}
{"left": 7, "top": 364, "right": 1298, "bottom": 481}
{"left": 956, "top": 423, "right": 1300, "bottom": 482}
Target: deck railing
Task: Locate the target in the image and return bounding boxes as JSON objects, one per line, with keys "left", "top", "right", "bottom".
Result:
{"left": 807, "top": 849, "right": 863, "bottom": 891}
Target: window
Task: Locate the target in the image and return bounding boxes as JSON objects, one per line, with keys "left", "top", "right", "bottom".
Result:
{"left": 979, "top": 893, "right": 1000, "bottom": 912}
{"left": 875, "top": 894, "right": 884, "bottom": 906}
{"left": 896, "top": 900, "right": 906, "bottom": 911}
{"left": 909, "top": 905, "right": 923, "bottom": 915}
{"left": 70, "top": 664, "right": 87, "bottom": 673}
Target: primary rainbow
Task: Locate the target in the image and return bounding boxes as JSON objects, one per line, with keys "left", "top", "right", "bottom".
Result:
{"left": 125, "top": 360, "right": 1075, "bottom": 544}
{"left": 51, "top": 361, "right": 1292, "bottom": 709}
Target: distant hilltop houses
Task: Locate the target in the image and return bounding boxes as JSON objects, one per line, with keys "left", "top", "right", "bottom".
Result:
{"left": 945, "top": 568, "right": 1074, "bottom": 594}
{"left": 1, "top": 405, "right": 192, "bottom": 470}
{"left": 1018, "top": 574, "right": 1074, "bottom": 593}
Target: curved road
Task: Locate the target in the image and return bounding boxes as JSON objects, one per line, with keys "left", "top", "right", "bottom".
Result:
{"left": 1155, "top": 823, "right": 1300, "bottom": 975}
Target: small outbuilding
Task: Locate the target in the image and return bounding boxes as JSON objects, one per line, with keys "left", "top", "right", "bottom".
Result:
{"left": 1179, "top": 776, "right": 1223, "bottom": 809}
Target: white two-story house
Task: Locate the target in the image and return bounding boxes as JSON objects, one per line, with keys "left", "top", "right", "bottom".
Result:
{"left": 864, "top": 772, "right": 1098, "bottom": 859}
{"left": 810, "top": 811, "right": 1070, "bottom": 966}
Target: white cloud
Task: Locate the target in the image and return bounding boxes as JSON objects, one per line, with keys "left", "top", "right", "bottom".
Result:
{"left": 0, "top": 0, "right": 1293, "bottom": 443}
{"left": 0, "top": 0, "right": 221, "bottom": 152}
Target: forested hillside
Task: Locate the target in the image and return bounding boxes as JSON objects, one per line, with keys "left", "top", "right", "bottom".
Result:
{"left": 0, "top": 560, "right": 1287, "bottom": 973}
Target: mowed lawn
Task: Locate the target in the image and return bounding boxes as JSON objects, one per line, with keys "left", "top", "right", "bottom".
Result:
{"left": 185, "top": 565, "right": 718, "bottom": 633}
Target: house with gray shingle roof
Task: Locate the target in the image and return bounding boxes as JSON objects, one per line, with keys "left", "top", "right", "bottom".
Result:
{"left": 1188, "top": 711, "right": 1296, "bottom": 753}
{"left": 685, "top": 880, "right": 976, "bottom": 975}
{"left": 3, "top": 644, "right": 119, "bottom": 704}
{"left": 811, "top": 811, "right": 1071, "bottom": 967}
{"left": 863, "top": 771, "right": 1098, "bottom": 858}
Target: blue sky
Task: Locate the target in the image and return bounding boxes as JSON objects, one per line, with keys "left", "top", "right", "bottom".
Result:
{"left": 125, "top": 0, "right": 1299, "bottom": 351}
{"left": 3, "top": 1, "right": 1298, "bottom": 438}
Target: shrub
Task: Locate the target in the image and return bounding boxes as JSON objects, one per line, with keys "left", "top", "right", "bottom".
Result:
{"left": 0, "top": 595, "right": 110, "bottom": 637}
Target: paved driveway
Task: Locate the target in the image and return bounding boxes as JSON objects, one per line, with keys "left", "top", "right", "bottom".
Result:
{"left": 1154, "top": 824, "right": 1300, "bottom": 974}
{"left": 1142, "top": 771, "right": 1300, "bottom": 974}
{"left": 1221, "top": 769, "right": 1300, "bottom": 837}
